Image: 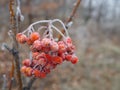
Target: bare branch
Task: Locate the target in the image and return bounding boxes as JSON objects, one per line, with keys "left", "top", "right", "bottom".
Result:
{"left": 8, "top": 61, "right": 15, "bottom": 90}
{"left": 58, "top": 0, "right": 82, "bottom": 40}
{"left": 9, "top": 0, "right": 23, "bottom": 90}
{"left": 23, "top": 78, "right": 36, "bottom": 90}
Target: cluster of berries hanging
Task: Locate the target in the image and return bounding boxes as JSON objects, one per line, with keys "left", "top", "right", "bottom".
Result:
{"left": 16, "top": 19, "right": 79, "bottom": 78}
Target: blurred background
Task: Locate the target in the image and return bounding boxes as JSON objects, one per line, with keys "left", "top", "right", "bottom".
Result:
{"left": 0, "top": 0, "right": 120, "bottom": 90}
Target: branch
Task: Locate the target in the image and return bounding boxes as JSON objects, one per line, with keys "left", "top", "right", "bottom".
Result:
{"left": 8, "top": 61, "right": 15, "bottom": 90}
{"left": 58, "top": 0, "right": 81, "bottom": 40}
{"left": 23, "top": 78, "right": 36, "bottom": 90}
{"left": 66, "top": 0, "right": 81, "bottom": 23}
{"left": 9, "top": 0, "right": 23, "bottom": 90}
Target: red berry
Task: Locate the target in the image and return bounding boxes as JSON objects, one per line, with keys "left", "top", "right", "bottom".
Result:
{"left": 26, "top": 38, "right": 33, "bottom": 45}
{"left": 38, "top": 58, "right": 46, "bottom": 66}
{"left": 25, "top": 67, "right": 33, "bottom": 76}
{"left": 40, "top": 72, "right": 46, "bottom": 78}
{"left": 58, "top": 53, "right": 66, "bottom": 60}
{"left": 32, "top": 60, "right": 38, "bottom": 66}
{"left": 45, "top": 54, "right": 52, "bottom": 61}
{"left": 65, "top": 54, "right": 72, "bottom": 61}
{"left": 50, "top": 41, "right": 59, "bottom": 52}
{"left": 16, "top": 33, "right": 27, "bottom": 44}
{"left": 65, "top": 37, "right": 72, "bottom": 44}
{"left": 36, "top": 52, "right": 46, "bottom": 60}
{"left": 45, "top": 63, "right": 51, "bottom": 69}
{"left": 44, "top": 68, "right": 51, "bottom": 74}
{"left": 52, "top": 56, "right": 62, "bottom": 64}
{"left": 58, "top": 41, "right": 66, "bottom": 53}
{"left": 30, "top": 32, "right": 40, "bottom": 42}
{"left": 32, "top": 52, "right": 39, "bottom": 59}
{"left": 71, "top": 55, "right": 79, "bottom": 64}
{"left": 34, "top": 69, "right": 40, "bottom": 77}
{"left": 32, "top": 40, "right": 42, "bottom": 51}
{"left": 21, "top": 66, "right": 27, "bottom": 73}
{"left": 41, "top": 38, "right": 51, "bottom": 47}
{"left": 22, "top": 59, "right": 31, "bottom": 67}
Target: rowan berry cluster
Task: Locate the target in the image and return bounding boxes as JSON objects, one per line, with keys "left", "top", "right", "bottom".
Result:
{"left": 16, "top": 19, "right": 79, "bottom": 78}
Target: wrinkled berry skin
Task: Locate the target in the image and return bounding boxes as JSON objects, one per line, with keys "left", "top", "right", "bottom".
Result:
{"left": 17, "top": 31, "right": 79, "bottom": 78}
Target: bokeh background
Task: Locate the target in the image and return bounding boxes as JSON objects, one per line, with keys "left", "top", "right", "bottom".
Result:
{"left": 1, "top": 0, "right": 120, "bottom": 90}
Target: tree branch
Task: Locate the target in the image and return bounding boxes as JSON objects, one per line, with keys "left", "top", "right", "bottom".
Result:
{"left": 8, "top": 61, "right": 15, "bottom": 90}
{"left": 23, "top": 78, "right": 36, "bottom": 90}
{"left": 9, "top": 0, "right": 23, "bottom": 90}
{"left": 58, "top": 0, "right": 82, "bottom": 40}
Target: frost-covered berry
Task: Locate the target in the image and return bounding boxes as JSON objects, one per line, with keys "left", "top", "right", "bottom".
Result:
{"left": 58, "top": 41, "right": 66, "bottom": 53}
{"left": 22, "top": 59, "right": 31, "bottom": 67}
{"left": 16, "top": 33, "right": 27, "bottom": 44}
{"left": 32, "top": 40, "right": 42, "bottom": 51}
{"left": 41, "top": 38, "right": 51, "bottom": 47}
{"left": 50, "top": 41, "right": 59, "bottom": 52}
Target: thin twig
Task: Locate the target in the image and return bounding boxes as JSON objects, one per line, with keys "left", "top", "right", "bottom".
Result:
{"left": 8, "top": 61, "right": 15, "bottom": 90}
{"left": 58, "top": 0, "right": 81, "bottom": 40}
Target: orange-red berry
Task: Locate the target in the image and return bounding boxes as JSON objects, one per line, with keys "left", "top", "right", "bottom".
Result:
{"left": 21, "top": 66, "right": 27, "bottom": 73}
{"left": 22, "top": 59, "right": 31, "bottom": 67}
{"left": 30, "top": 32, "right": 40, "bottom": 42}
{"left": 71, "top": 56, "right": 79, "bottom": 64}
{"left": 16, "top": 33, "right": 27, "bottom": 44}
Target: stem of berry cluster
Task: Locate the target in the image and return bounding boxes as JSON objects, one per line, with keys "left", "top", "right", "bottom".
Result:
{"left": 23, "top": 78, "right": 36, "bottom": 90}
{"left": 58, "top": 0, "right": 82, "bottom": 40}
{"left": 22, "top": 19, "right": 68, "bottom": 40}
{"left": 9, "top": 0, "right": 23, "bottom": 90}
